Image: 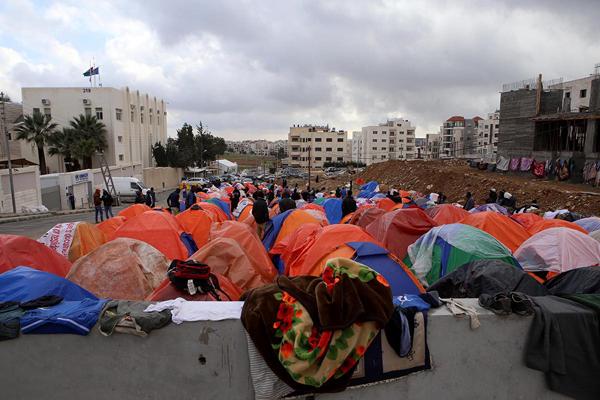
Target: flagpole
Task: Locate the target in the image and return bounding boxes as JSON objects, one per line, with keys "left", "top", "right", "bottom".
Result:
{"left": 89, "top": 60, "right": 92, "bottom": 88}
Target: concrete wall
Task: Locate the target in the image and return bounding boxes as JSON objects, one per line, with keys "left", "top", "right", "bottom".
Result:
{"left": 0, "top": 300, "right": 568, "bottom": 400}
{"left": 0, "top": 166, "right": 42, "bottom": 213}
{"left": 143, "top": 167, "right": 184, "bottom": 192}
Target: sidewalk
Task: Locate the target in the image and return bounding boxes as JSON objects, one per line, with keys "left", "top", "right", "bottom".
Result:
{"left": 0, "top": 208, "right": 96, "bottom": 225}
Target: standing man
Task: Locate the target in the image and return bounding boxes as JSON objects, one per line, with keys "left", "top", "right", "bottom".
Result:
{"left": 464, "top": 192, "right": 475, "bottom": 211}
{"left": 252, "top": 191, "right": 269, "bottom": 239}
{"left": 167, "top": 188, "right": 181, "bottom": 214}
{"left": 278, "top": 191, "right": 296, "bottom": 213}
{"left": 342, "top": 190, "right": 357, "bottom": 217}
{"left": 149, "top": 187, "right": 156, "bottom": 208}
{"left": 93, "top": 188, "right": 104, "bottom": 223}
{"left": 102, "top": 189, "right": 114, "bottom": 218}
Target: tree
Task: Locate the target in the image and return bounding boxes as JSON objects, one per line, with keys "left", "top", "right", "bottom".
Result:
{"left": 152, "top": 142, "right": 168, "bottom": 167}
{"left": 48, "top": 127, "right": 81, "bottom": 171}
{"left": 165, "top": 138, "right": 179, "bottom": 167}
{"left": 68, "top": 114, "right": 107, "bottom": 169}
{"left": 14, "top": 113, "right": 58, "bottom": 174}
{"left": 195, "top": 122, "right": 226, "bottom": 167}
{"left": 175, "top": 123, "right": 196, "bottom": 168}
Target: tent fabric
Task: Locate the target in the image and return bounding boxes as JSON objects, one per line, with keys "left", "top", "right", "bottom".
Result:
{"left": 97, "top": 216, "right": 127, "bottom": 239}
{"left": 322, "top": 198, "right": 343, "bottom": 224}
{"left": 347, "top": 242, "right": 424, "bottom": 296}
{"left": 206, "top": 198, "right": 232, "bottom": 219}
{"left": 113, "top": 211, "right": 194, "bottom": 260}
{"left": 511, "top": 213, "right": 543, "bottom": 230}
{"left": 424, "top": 204, "right": 469, "bottom": 225}
{"left": 175, "top": 207, "right": 213, "bottom": 249}
{"left": 351, "top": 207, "right": 386, "bottom": 229}
{"left": 366, "top": 208, "right": 437, "bottom": 260}
{"left": 574, "top": 217, "right": 600, "bottom": 233}
{"left": 527, "top": 219, "right": 587, "bottom": 236}
{"left": 592, "top": 230, "right": 600, "bottom": 244}
{"left": 428, "top": 259, "right": 547, "bottom": 298}
{"left": 269, "top": 223, "right": 323, "bottom": 275}
{"left": 262, "top": 209, "right": 328, "bottom": 252}
{"left": 545, "top": 267, "right": 600, "bottom": 295}
{"left": 300, "top": 203, "right": 325, "bottom": 213}
{"left": 118, "top": 204, "right": 152, "bottom": 219}
{"left": 188, "top": 237, "right": 274, "bottom": 292}
{"left": 38, "top": 222, "right": 107, "bottom": 262}
{"left": 0, "top": 234, "right": 71, "bottom": 277}
{"left": 0, "top": 266, "right": 97, "bottom": 302}
{"left": 67, "top": 238, "right": 169, "bottom": 300}
{"left": 469, "top": 203, "right": 509, "bottom": 215}
{"left": 20, "top": 297, "right": 106, "bottom": 335}
{"left": 358, "top": 181, "right": 379, "bottom": 198}
{"left": 460, "top": 211, "right": 531, "bottom": 253}
{"left": 287, "top": 225, "right": 379, "bottom": 276}
{"left": 197, "top": 201, "right": 230, "bottom": 222}
{"left": 147, "top": 273, "right": 242, "bottom": 302}
{"left": 405, "top": 224, "right": 519, "bottom": 286}
{"left": 515, "top": 227, "right": 600, "bottom": 274}
{"left": 376, "top": 198, "right": 396, "bottom": 212}
{"left": 209, "top": 221, "right": 276, "bottom": 281}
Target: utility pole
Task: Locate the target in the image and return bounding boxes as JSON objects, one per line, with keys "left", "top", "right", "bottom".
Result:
{"left": 0, "top": 92, "right": 16, "bottom": 213}
{"left": 307, "top": 143, "right": 311, "bottom": 191}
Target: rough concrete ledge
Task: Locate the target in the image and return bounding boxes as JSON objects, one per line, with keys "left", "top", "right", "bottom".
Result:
{"left": 0, "top": 208, "right": 95, "bottom": 224}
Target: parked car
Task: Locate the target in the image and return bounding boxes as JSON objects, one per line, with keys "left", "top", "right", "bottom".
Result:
{"left": 187, "top": 177, "right": 209, "bottom": 185}
{"left": 112, "top": 177, "right": 147, "bottom": 201}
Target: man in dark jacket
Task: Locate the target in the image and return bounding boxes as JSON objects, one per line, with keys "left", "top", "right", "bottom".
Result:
{"left": 464, "top": 192, "right": 475, "bottom": 211}
{"left": 278, "top": 192, "right": 296, "bottom": 213}
{"left": 102, "top": 190, "right": 114, "bottom": 218}
{"left": 167, "top": 188, "right": 180, "bottom": 214}
{"left": 342, "top": 191, "right": 357, "bottom": 217}
{"left": 231, "top": 188, "right": 241, "bottom": 211}
{"left": 186, "top": 187, "right": 197, "bottom": 209}
{"left": 134, "top": 190, "right": 145, "bottom": 204}
{"left": 252, "top": 191, "right": 270, "bottom": 239}
{"left": 144, "top": 187, "right": 156, "bottom": 208}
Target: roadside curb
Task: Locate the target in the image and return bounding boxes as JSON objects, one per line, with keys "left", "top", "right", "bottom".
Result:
{"left": 0, "top": 209, "right": 94, "bottom": 225}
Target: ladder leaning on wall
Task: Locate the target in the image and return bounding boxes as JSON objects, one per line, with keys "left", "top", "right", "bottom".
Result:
{"left": 97, "top": 152, "right": 120, "bottom": 206}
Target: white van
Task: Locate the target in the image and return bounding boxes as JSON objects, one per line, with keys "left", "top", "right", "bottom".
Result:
{"left": 111, "top": 177, "right": 147, "bottom": 201}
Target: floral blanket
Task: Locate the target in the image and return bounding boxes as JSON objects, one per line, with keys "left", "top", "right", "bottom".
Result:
{"left": 241, "top": 258, "right": 393, "bottom": 393}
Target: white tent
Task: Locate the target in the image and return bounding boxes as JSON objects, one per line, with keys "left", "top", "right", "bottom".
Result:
{"left": 215, "top": 159, "right": 238, "bottom": 175}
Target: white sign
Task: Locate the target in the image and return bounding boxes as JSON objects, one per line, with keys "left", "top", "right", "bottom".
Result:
{"left": 38, "top": 222, "right": 80, "bottom": 258}
{"left": 74, "top": 172, "right": 90, "bottom": 184}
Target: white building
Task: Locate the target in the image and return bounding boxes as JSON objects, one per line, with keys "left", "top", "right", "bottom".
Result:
{"left": 21, "top": 86, "right": 167, "bottom": 173}
{"left": 288, "top": 125, "right": 349, "bottom": 169}
{"left": 214, "top": 159, "right": 238, "bottom": 175}
{"left": 476, "top": 111, "right": 500, "bottom": 158}
{"left": 440, "top": 116, "right": 481, "bottom": 158}
{"left": 425, "top": 133, "right": 441, "bottom": 159}
{"left": 352, "top": 118, "right": 416, "bottom": 166}
{"left": 549, "top": 74, "right": 597, "bottom": 112}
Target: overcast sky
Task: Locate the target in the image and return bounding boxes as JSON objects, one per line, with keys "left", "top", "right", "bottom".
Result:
{"left": 1, "top": 0, "right": 599, "bottom": 140}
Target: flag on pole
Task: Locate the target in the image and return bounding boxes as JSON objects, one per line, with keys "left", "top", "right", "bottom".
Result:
{"left": 83, "top": 67, "right": 99, "bottom": 77}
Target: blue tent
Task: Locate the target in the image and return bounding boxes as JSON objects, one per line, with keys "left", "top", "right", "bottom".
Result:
{"left": 574, "top": 217, "right": 600, "bottom": 233}
{"left": 358, "top": 181, "right": 379, "bottom": 199}
{"left": 262, "top": 209, "right": 294, "bottom": 251}
{"left": 206, "top": 198, "right": 232, "bottom": 219}
{"left": 347, "top": 242, "right": 423, "bottom": 296}
{"left": 322, "top": 198, "right": 343, "bottom": 224}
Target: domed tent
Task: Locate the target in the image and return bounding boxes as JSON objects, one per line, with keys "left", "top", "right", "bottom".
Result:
{"left": 470, "top": 203, "right": 509, "bottom": 215}
{"left": 113, "top": 211, "right": 197, "bottom": 260}
{"left": 322, "top": 198, "right": 343, "bottom": 224}
{"left": 262, "top": 209, "right": 328, "bottom": 252}
{"left": 286, "top": 224, "right": 380, "bottom": 276}
{"left": 515, "top": 228, "right": 600, "bottom": 275}
{"left": 574, "top": 217, "right": 600, "bottom": 233}
{"left": 269, "top": 223, "right": 323, "bottom": 275}
{"left": 96, "top": 216, "right": 127, "bottom": 239}
{"left": 460, "top": 211, "right": 531, "bottom": 253}
{"left": 188, "top": 237, "right": 274, "bottom": 292}
{"left": 175, "top": 205, "right": 213, "bottom": 249}
{"left": 197, "top": 201, "right": 230, "bottom": 222}
{"left": 592, "top": 230, "right": 600, "bottom": 244}
{"left": 511, "top": 213, "right": 543, "bottom": 230}
{"left": 38, "top": 222, "right": 107, "bottom": 262}
{"left": 424, "top": 204, "right": 469, "bottom": 225}
{"left": 350, "top": 207, "right": 386, "bottom": 229}
{"left": 118, "top": 204, "right": 151, "bottom": 219}
{"left": 148, "top": 271, "right": 242, "bottom": 302}
{"left": 366, "top": 208, "right": 437, "bottom": 259}
{"left": 205, "top": 198, "right": 232, "bottom": 219}
{"left": 545, "top": 267, "right": 600, "bottom": 295}
{"left": 67, "top": 238, "right": 169, "bottom": 300}
{"left": 527, "top": 219, "right": 587, "bottom": 236}
{"left": 375, "top": 197, "right": 396, "bottom": 212}
{"left": 405, "top": 224, "right": 519, "bottom": 286}
{"left": 0, "top": 234, "right": 71, "bottom": 277}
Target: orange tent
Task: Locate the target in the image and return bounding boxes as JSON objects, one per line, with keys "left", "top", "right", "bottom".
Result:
{"left": 270, "top": 223, "right": 322, "bottom": 275}
{"left": 366, "top": 208, "right": 437, "bottom": 260}
{"left": 351, "top": 207, "right": 386, "bottom": 229}
{"left": 287, "top": 224, "right": 380, "bottom": 276}
{"left": 424, "top": 204, "right": 469, "bottom": 225}
{"left": 175, "top": 206, "right": 213, "bottom": 249}
{"left": 197, "top": 201, "right": 229, "bottom": 222}
{"left": 460, "top": 211, "right": 530, "bottom": 253}
{"left": 38, "top": 222, "right": 107, "bottom": 262}
{"left": 0, "top": 234, "right": 71, "bottom": 277}
{"left": 96, "top": 216, "right": 127, "bottom": 239}
{"left": 301, "top": 203, "right": 325, "bottom": 213}
{"left": 188, "top": 237, "right": 274, "bottom": 292}
{"left": 376, "top": 197, "right": 396, "bottom": 211}
{"left": 113, "top": 211, "right": 192, "bottom": 260}
{"left": 340, "top": 213, "right": 354, "bottom": 224}
{"left": 511, "top": 213, "right": 543, "bottom": 230}
{"left": 147, "top": 273, "right": 242, "bottom": 301}
{"left": 118, "top": 204, "right": 152, "bottom": 219}
{"left": 527, "top": 219, "right": 587, "bottom": 236}
{"left": 67, "top": 238, "right": 169, "bottom": 300}
{"left": 237, "top": 203, "right": 253, "bottom": 222}
{"left": 268, "top": 209, "right": 328, "bottom": 251}
{"left": 269, "top": 203, "right": 280, "bottom": 218}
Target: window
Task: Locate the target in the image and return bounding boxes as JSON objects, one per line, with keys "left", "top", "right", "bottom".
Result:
{"left": 140, "top": 113, "right": 144, "bottom": 123}
{"left": 326, "top": 147, "right": 332, "bottom": 151}
{"left": 33, "top": 107, "right": 40, "bottom": 115}
{"left": 337, "top": 138, "right": 343, "bottom": 142}
{"left": 118, "top": 136, "right": 123, "bottom": 143}
{"left": 337, "top": 148, "right": 343, "bottom": 151}
{"left": 495, "top": 124, "right": 499, "bottom": 129}
{"left": 337, "top": 157, "right": 343, "bottom": 161}
{"left": 580, "top": 89, "right": 587, "bottom": 98}
{"left": 326, "top": 138, "right": 332, "bottom": 142}
{"left": 130, "top": 182, "right": 138, "bottom": 189}
{"left": 157, "top": 116, "right": 160, "bottom": 125}
{"left": 381, "top": 147, "right": 387, "bottom": 151}
{"left": 372, "top": 147, "right": 377, "bottom": 150}
{"left": 315, "top": 157, "right": 322, "bottom": 161}
{"left": 382, "top": 155, "right": 386, "bottom": 159}
{"left": 373, "top": 139, "right": 377, "bottom": 142}
{"left": 150, "top": 114, "right": 153, "bottom": 124}
{"left": 326, "top": 157, "right": 332, "bottom": 161}
{"left": 565, "top": 92, "right": 571, "bottom": 98}
{"left": 43, "top": 107, "right": 51, "bottom": 118}
{"left": 85, "top": 107, "right": 92, "bottom": 117}
{"left": 382, "top": 139, "right": 387, "bottom": 142}
{"left": 95, "top": 107, "right": 103, "bottom": 120}
{"left": 382, "top": 131, "right": 386, "bottom": 135}
{"left": 116, "top": 108, "right": 122, "bottom": 121}
{"left": 315, "top": 138, "right": 322, "bottom": 142}
{"left": 373, "top": 131, "right": 377, "bottom": 134}
{"left": 315, "top": 147, "right": 322, "bottom": 151}
{"left": 131, "top": 110, "right": 135, "bottom": 122}
{"left": 118, "top": 154, "right": 124, "bottom": 161}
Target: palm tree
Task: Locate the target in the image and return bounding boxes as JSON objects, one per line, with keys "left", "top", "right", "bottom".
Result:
{"left": 48, "top": 127, "right": 81, "bottom": 171}
{"left": 14, "top": 113, "right": 58, "bottom": 174}
{"left": 68, "top": 114, "right": 107, "bottom": 169}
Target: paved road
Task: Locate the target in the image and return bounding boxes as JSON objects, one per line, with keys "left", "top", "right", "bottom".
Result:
{"left": 0, "top": 190, "right": 173, "bottom": 239}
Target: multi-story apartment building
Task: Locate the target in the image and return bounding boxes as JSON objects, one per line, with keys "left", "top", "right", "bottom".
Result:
{"left": 476, "top": 111, "right": 500, "bottom": 158}
{"left": 440, "top": 116, "right": 481, "bottom": 158}
{"left": 0, "top": 101, "right": 26, "bottom": 164}
{"left": 21, "top": 86, "right": 167, "bottom": 173}
{"left": 414, "top": 138, "right": 426, "bottom": 159}
{"left": 226, "top": 139, "right": 288, "bottom": 157}
{"left": 352, "top": 118, "right": 416, "bottom": 165}
{"left": 425, "top": 133, "right": 441, "bottom": 159}
{"left": 287, "top": 125, "right": 348, "bottom": 169}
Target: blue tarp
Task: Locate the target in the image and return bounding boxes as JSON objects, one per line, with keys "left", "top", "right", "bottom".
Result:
{"left": 262, "top": 209, "right": 294, "bottom": 251}
{"left": 347, "top": 242, "right": 422, "bottom": 296}
{"left": 207, "top": 198, "right": 232, "bottom": 219}
{"left": 20, "top": 298, "right": 106, "bottom": 335}
{"left": 323, "top": 198, "right": 343, "bottom": 224}
{"left": 358, "top": 181, "right": 379, "bottom": 199}
{"left": 574, "top": 217, "right": 600, "bottom": 233}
